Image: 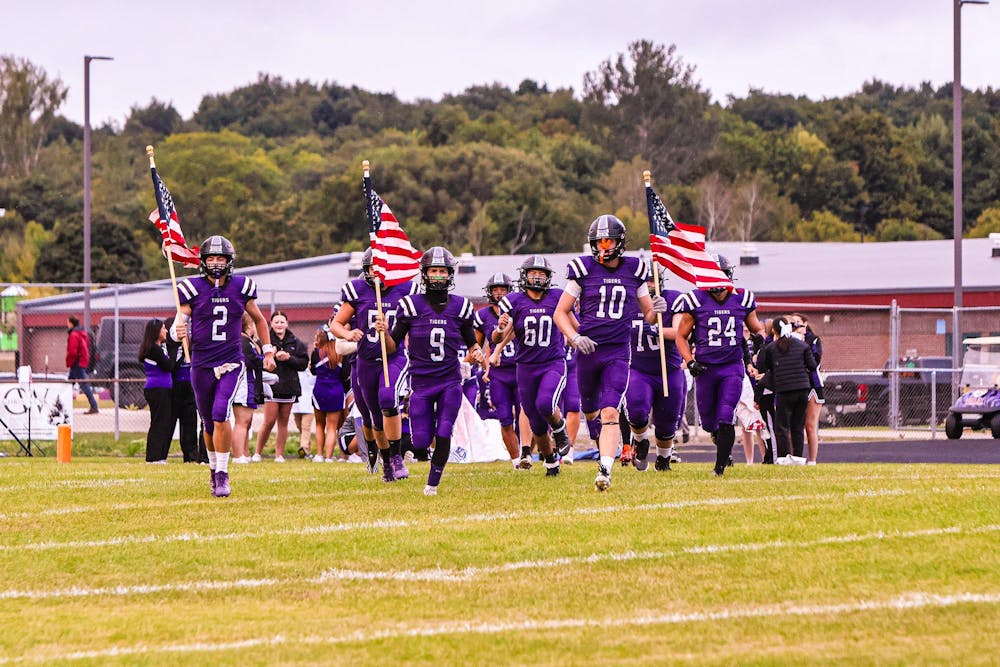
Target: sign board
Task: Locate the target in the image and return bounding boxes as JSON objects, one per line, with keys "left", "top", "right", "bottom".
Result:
{"left": 0, "top": 379, "right": 73, "bottom": 441}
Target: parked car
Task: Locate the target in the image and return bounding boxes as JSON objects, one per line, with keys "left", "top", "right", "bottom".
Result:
{"left": 93, "top": 316, "right": 149, "bottom": 409}
{"left": 944, "top": 337, "right": 1000, "bottom": 439}
{"left": 822, "top": 356, "right": 954, "bottom": 427}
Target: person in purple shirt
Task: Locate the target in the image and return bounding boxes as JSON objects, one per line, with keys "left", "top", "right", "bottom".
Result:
{"left": 672, "top": 254, "right": 765, "bottom": 477}
{"left": 553, "top": 215, "right": 668, "bottom": 491}
{"left": 473, "top": 272, "right": 521, "bottom": 468}
{"left": 376, "top": 247, "right": 483, "bottom": 496}
{"left": 140, "top": 318, "right": 175, "bottom": 464}
{"left": 331, "top": 247, "right": 419, "bottom": 482}
{"left": 623, "top": 263, "right": 686, "bottom": 473}
{"left": 173, "top": 236, "right": 275, "bottom": 497}
{"left": 492, "top": 255, "right": 569, "bottom": 477}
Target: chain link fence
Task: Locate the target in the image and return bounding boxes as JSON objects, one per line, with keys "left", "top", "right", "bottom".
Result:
{"left": 4, "top": 283, "right": 999, "bottom": 452}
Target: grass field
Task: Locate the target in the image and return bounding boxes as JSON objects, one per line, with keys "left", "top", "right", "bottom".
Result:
{"left": 1, "top": 457, "right": 998, "bottom": 665}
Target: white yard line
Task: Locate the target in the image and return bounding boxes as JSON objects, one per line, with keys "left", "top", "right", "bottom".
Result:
{"left": 3, "top": 591, "right": 997, "bottom": 664}
{"left": 5, "top": 522, "right": 996, "bottom": 600}
{"left": 0, "top": 488, "right": 911, "bottom": 553}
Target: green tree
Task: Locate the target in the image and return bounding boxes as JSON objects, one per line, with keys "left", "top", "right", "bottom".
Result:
{"left": 786, "top": 211, "right": 861, "bottom": 242}
{"left": 967, "top": 207, "right": 1000, "bottom": 237}
{"left": 874, "top": 218, "right": 943, "bottom": 241}
{"left": 0, "top": 55, "right": 68, "bottom": 178}
{"left": 581, "top": 40, "right": 715, "bottom": 183}
{"left": 34, "top": 214, "right": 147, "bottom": 282}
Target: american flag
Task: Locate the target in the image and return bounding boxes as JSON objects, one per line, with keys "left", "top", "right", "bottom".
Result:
{"left": 646, "top": 183, "right": 733, "bottom": 291}
{"left": 363, "top": 173, "right": 421, "bottom": 287}
{"left": 150, "top": 167, "right": 200, "bottom": 268}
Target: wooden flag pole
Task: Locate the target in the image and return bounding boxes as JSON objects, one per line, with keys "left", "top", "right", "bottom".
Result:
{"left": 148, "top": 145, "right": 190, "bottom": 363}
{"left": 645, "top": 169, "right": 668, "bottom": 398}
{"left": 363, "top": 159, "right": 391, "bottom": 388}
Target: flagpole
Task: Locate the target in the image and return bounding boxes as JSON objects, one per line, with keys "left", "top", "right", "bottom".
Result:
{"left": 363, "top": 160, "right": 392, "bottom": 388}
{"left": 147, "top": 145, "right": 190, "bottom": 363}
{"left": 645, "top": 170, "right": 669, "bottom": 398}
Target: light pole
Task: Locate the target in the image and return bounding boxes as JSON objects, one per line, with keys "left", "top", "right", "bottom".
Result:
{"left": 83, "top": 54, "right": 112, "bottom": 334}
{"left": 953, "top": 0, "right": 987, "bottom": 361}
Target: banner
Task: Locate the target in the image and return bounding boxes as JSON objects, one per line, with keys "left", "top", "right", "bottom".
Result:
{"left": 0, "top": 378, "right": 73, "bottom": 441}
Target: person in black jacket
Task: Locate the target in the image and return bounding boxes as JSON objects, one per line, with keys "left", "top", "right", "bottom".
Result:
{"left": 253, "top": 311, "right": 309, "bottom": 462}
{"left": 140, "top": 318, "right": 175, "bottom": 463}
{"left": 164, "top": 316, "right": 200, "bottom": 463}
{"left": 755, "top": 316, "right": 817, "bottom": 465}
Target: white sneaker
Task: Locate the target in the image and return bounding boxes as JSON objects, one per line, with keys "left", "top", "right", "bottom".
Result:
{"left": 325, "top": 458, "right": 336, "bottom": 463}
{"left": 776, "top": 456, "right": 792, "bottom": 466}
{"left": 806, "top": 460, "right": 817, "bottom": 466}
{"left": 423, "top": 484, "right": 438, "bottom": 496}
{"left": 789, "top": 455, "right": 807, "bottom": 466}
{"left": 250, "top": 453, "right": 262, "bottom": 463}
{"left": 403, "top": 451, "right": 415, "bottom": 464}
{"left": 347, "top": 454, "right": 363, "bottom": 464}
{"left": 312, "top": 454, "right": 324, "bottom": 463}
{"left": 562, "top": 447, "right": 575, "bottom": 465}
{"left": 594, "top": 464, "right": 611, "bottom": 492}
{"left": 274, "top": 455, "right": 286, "bottom": 463}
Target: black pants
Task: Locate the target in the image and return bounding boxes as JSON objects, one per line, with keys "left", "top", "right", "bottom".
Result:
{"left": 758, "top": 392, "right": 776, "bottom": 462}
{"left": 774, "top": 389, "right": 809, "bottom": 458}
{"left": 144, "top": 387, "right": 174, "bottom": 462}
{"left": 171, "top": 381, "right": 199, "bottom": 462}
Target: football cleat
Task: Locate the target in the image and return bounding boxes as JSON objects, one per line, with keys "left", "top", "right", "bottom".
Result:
{"left": 594, "top": 464, "right": 611, "bottom": 491}
{"left": 423, "top": 484, "right": 438, "bottom": 496}
{"left": 381, "top": 464, "right": 396, "bottom": 483}
{"left": 668, "top": 447, "right": 682, "bottom": 463}
{"left": 713, "top": 466, "right": 725, "bottom": 477}
{"left": 517, "top": 456, "right": 533, "bottom": 470}
{"left": 390, "top": 454, "right": 410, "bottom": 480}
{"left": 560, "top": 445, "right": 574, "bottom": 465}
{"left": 633, "top": 439, "right": 650, "bottom": 472}
{"left": 544, "top": 460, "right": 560, "bottom": 477}
{"left": 209, "top": 469, "right": 217, "bottom": 494}
{"left": 654, "top": 456, "right": 672, "bottom": 472}
{"left": 213, "top": 471, "right": 231, "bottom": 497}
{"left": 619, "top": 444, "right": 633, "bottom": 467}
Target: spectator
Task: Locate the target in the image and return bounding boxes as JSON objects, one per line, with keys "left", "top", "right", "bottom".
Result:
{"left": 232, "top": 312, "right": 264, "bottom": 464}
{"left": 253, "top": 310, "right": 308, "bottom": 462}
{"left": 139, "top": 318, "right": 175, "bottom": 463}
{"left": 164, "top": 316, "right": 200, "bottom": 463}
{"left": 755, "top": 316, "right": 817, "bottom": 466}
{"left": 66, "top": 315, "right": 98, "bottom": 414}
{"left": 292, "top": 367, "right": 316, "bottom": 459}
{"left": 792, "top": 313, "right": 824, "bottom": 465}
{"left": 310, "top": 325, "right": 346, "bottom": 462}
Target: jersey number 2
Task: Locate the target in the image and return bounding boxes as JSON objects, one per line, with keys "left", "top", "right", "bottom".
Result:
{"left": 212, "top": 306, "right": 228, "bottom": 341}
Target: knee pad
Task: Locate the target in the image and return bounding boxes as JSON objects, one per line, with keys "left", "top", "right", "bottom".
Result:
{"left": 381, "top": 407, "right": 399, "bottom": 418}
{"left": 654, "top": 426, "right": 676, "bottom": 442}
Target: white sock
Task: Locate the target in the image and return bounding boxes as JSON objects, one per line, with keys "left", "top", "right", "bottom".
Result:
{"left": 207, "top": 450, "right": 218, "bottom": 470}
{"left": 216, "top": 452, "right": 230, "bottom": 473}
{"left": 656, "top": 446, "right": 672, "bottom": 458}
{"left": 599, "top": 455, "right": 614, "bottom": 471}
{"left": 511, "top": 457, "right": 520, "bottom": 468}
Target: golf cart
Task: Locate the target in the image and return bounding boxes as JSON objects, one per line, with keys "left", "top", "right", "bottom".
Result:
{"left": 944, "top": 336, "right": 1000, "bottom": 439}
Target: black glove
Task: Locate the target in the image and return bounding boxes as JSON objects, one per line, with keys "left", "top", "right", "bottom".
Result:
{"left": 750, "top": 333, "right": 765, "bottom": 352}
{"left": 687, "top": 359, "right": 707, "bottom": 377}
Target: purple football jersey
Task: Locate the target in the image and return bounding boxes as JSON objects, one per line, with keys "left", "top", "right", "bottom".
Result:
{"left": 474, "top": 305, "right": 517, "bottom": 369}
{"left": 498, "top": 288, "right": 565, "bottom": 365}
{"left": 631, "top": 287, "right": 684, "bottom": 373}
{"left": 397, "top": 293, "right": 475, "bottom": 384}
{"left": 565, "top": 255, "right": 649, "bottom": 344}
{"left": 340, "top": 278, "right": 417, "bottom": 361}
{"left": 176, "top": 274, "right": 257, "bottom": 367}
{"left": 671, "top": 288, "right": 757, "bottom": 365}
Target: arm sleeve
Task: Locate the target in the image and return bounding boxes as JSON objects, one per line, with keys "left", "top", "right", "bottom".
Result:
{"left": 461, "top": 320, "right": 479, "bottom": 349}
{"left": 804, "top": 346, "right": 818, "bottom": 372}
{"left": 563, "top": 280, "right": 582, "bottom": 299}
{"left": 289, "top": 340, "right": 309, "bottom": 372}
{"left": 812, "top": 336, "right": 823, "bottom": 365}
{"left": 389, "top": 319, "right": 410, "bottom": 347}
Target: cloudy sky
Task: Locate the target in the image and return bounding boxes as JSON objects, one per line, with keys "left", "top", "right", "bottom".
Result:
{"left": 6, "top": 0, "right": 1000, "bottom": 126}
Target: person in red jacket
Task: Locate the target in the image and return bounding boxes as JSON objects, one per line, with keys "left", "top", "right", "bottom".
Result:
{"left": 66, "top": 316, "right": 99, "bottom": 414}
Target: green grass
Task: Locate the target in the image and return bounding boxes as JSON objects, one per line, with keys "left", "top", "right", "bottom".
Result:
{"left": 0, "top": 459, "right": 998, "bottom": 665}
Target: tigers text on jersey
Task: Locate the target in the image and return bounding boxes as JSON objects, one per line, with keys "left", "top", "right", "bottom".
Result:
{"left": 474, "top": 305, "right": 517, "bottom": 368}
{"left": 176, "top": 274, "right": 257, "bottom": 368}
{"left": 340, "top": 278, "right": 417, "bottom": 361}
{"left": 672, "top": 288, "right": 757, "bottom": 365}
{"left": 497, "top": 288, "right": 565, "bottom": 365}
{"left": 631, "top": 288, "right": 684, "bottom": 372}
{"left": 397, "top": 293, "right": 476, "bottom": 383}
{"left": 565, "top": 255, "right": 649, "bottom": 344}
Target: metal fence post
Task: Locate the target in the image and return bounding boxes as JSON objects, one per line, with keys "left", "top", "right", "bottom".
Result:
{"left": 889, "top": 299, "right": 900, "bottom": 431}
{"left": 930, "top": 369, "right": 938, "bottom": 439}
{"left": 113, "top": 286, "right": 120, "bottom": 441}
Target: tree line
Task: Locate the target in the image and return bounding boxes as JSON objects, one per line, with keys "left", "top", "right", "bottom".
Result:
{"left": 2, "top": 41, "right": 1000, "bottom": 284}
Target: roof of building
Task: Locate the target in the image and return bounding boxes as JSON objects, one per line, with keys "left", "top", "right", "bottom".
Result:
{"left": 17, "top": 238, "right": 1000, "bottom": 316}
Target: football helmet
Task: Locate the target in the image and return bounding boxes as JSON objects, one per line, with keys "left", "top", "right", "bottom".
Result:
{"left": 518, "top": 255, "right": 553, "bottom": 292}
{"left": 588, "top": 214, "right": 627, "bottom": 264}
{"left": 420, "top": 246, "right": 456, "bottom": 292}
{"left": 361, "top": 247, "right": 377, "bottom": 286}
{"left": 199, "top": 235, "right": 236, "bottom": 280}
{"left": 483, "top": 272, "right": 515, "bottom": 304}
